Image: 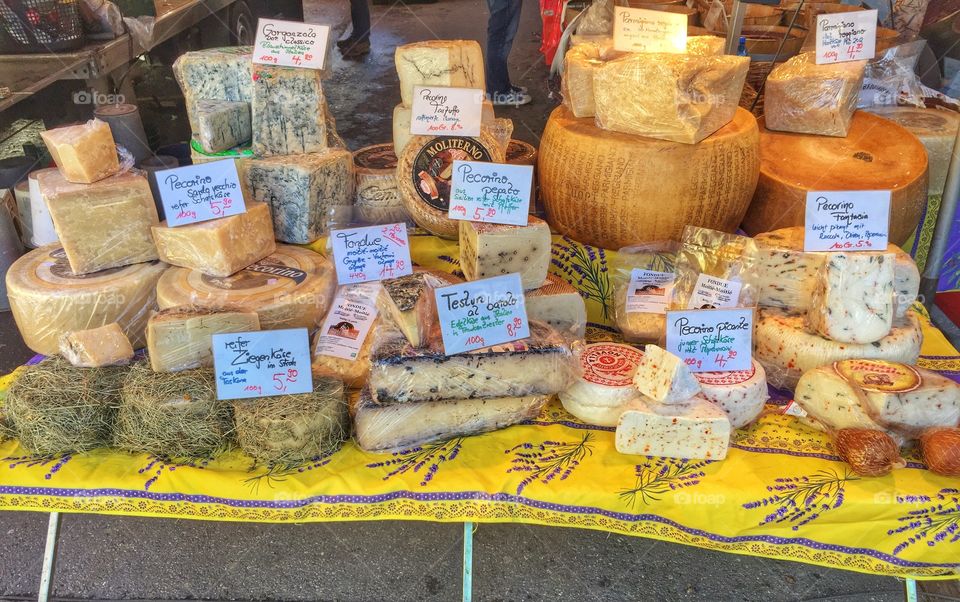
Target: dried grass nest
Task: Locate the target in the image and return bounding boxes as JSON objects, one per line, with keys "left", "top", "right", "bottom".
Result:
{"left": 4, "top": 357, "right": 125, "bottom": 457}
{"left": 232, "top": 377, "right": 349, "bottom": 468}
{"left": 114, "top": 362, "right": 233, "bottom": 460}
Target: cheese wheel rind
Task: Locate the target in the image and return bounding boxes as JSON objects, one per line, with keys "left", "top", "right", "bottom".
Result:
{"left": 695, "top": 360, "right": 769, "bottom": 428}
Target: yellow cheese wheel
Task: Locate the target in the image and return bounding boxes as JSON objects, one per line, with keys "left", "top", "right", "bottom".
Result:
{"left": 6, "top": 245, "right": 168, "bottom": 355}
{"left": 866, "top": 107, "right": 959, "bottom": 196}
{"left": 156, "top": 245, "right": 336, "bottom": 331}
{"left": 744, "top": 112, "right": 928, "bottom": 246}
{"left": 538, "top": 106, "right": 760, "bottom": 249}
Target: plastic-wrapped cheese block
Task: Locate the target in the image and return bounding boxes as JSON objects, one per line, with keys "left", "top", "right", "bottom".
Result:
{"left": 376, "top": 269, "right": 461, "bottom": 348}
{"left": 459, "top": 216, "right": 551, "bottom": 290}
{"left": 754, "top": 308, "right": 923, "bottom": 391}
{"left": 615, "top": 395, "right": 731, "bottom": 459}
{"left": 312, "top": 318, "right": 379, "bottom": 388}
{"left": 394, "top": 40, "right": 485, "bottom": 107}
{"left": 6, "top": 245, "right": 167, "bottom": 355}
{"left": 593, "top": 53, "right": 750, "bottom": 144}
{"left": 151, "top": 202, "right": 275, "bottom": 278}
{"left": 524, "top": 274, "right": 587, "bottom": 339}
{"left": 559, "top": 343, "right": 643, "bottom": 426}
{"left": 397, "top": 130, "right": 505, "bottom": 238}
{"left": 352, "top": 144, "right": 409, "bottom": 225}
{"left": 695, "top": 360, "right": 769, "bottom": 428}
{"left": 369, "top": 321, "right": 578, "bottom": 404}
{"left": 806, "top": 252, "right": 895, "bottom": 344}
{"left": 251, "top": 65, "right": 328, "bottom": 156}
{"left": 632, "top": 344, "right": 701, "bottom": 403}
{"left": 754, "top": 226, "right": 919, "bottom": 318}
{"left": 147, "top": 306, "right": 261, "bottom": 372}
{"left": 240, "top": 149, "right": 354, "bottom": 244}
{"left": 173, "top": 47, "right": 253, "bottom": 132}
{"left": 353, "top": 386, "right": 549, "bottom": 452}
{"left": 156, "top": 245, "right": 336, "bottom": 331}
{"left": 39, "top": 119, "right": 119, "bottom": 184}
{"left": 866, "top": 107, "right": 960, "bottom": 196}
{"left": 39, "top": 170, "right": 159, "bottom": 275}
{"left": 670, "top": 225, "right": 760, "bottom": 310}
{"left": 764, "top": 53, "right": 866, "bottom": 137}
{"left": 744, "top": 112, "right": 927, "bottom": 246}
{"left": 392, "top": 101, "right": 495, "bottom": 156}
{"left": 58, "top": 323, "right": 134, "bottom": 368}
{"left": 195, "top": 99, "right": 252, "bottom": 154}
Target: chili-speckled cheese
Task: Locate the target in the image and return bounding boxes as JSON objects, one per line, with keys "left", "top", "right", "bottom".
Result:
{"left": 615, "top": 395, "right": 731, "bottom": 459}
{"left": 695, "top": 359, "right": 769, "bottom": 428}
{"left": 631, "top": 344, "right": 701, "bottom": 403}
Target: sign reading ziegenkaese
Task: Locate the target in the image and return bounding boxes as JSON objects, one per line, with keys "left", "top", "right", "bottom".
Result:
{"left": 213, "top": 328, "right": 313, "bottom": 400}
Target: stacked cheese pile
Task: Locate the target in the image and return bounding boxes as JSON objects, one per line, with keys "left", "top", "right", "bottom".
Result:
{"left": 752, "top": 227, "right": 923, "bottom": 390}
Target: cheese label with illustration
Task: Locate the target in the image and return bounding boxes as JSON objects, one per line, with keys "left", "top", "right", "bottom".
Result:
{"left": 627, "top": 269, "right": 675, "bottom": 313}
{"left": 581, "top": 343, "right": 643, "bottom": 387}
{"left": 203, "top": 260, "right": 308, "bottom": 288}
{"left": 409, "top": 136, "right": 494, "bottom": 213}
{"left": 833, "top": 359, "right": 921, "bottom": 393}
{"left": 315, "top": 283, "right": 380, "bottom": 361}
{"left": 688, "top": 274, "right": 742, "bottom": 310}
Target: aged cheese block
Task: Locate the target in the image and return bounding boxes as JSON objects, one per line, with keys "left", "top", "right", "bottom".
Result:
{"left": 59, "top": 323, "right": 134, "bottom": 368}
{"left": 40, "top": 170, "right": 159, "bottom": 275}
{"left": 39, "top": 119, "right": 119, "bottom": 184}
{"left": 695, "top": 360, "right": 768, "bottom": 428}
{"left": 251, "top": 65, "right": 328, "bottom": 156}
{"left": 240, "top": 149, "right": 354, "bottom": 244}
{"left": 353, "top": 144, "right": 408, "bottom": 224}
{"left": 764, "top": 54, "right": 866, "bottom": 137}
{"left": 395, "top": 40, "right": 485, "bottom": 107}
{"left": 744, "top": 113, "right": 928, "bottom": 246}
{"left": 754, "top": 308, "right": 923, "bottom": 391}
{"left": 147, "top": 307, "right": 261, "bottom": 372}
{"left": 559, "top": 343, "right": 643, "bottom": 426}
{"left": 397, "top": 131, "right": 505, "bottom": 238}
{"left": 353, "top": 387, "right": 548, "bottom": 452}
{"left": 755, "top": 226, "right": 919, "bottom": 318}
{"left": 377, "top": 269, "right": 461, "bottom": 348}
{"left": 369, "top": 322, "right": 577, "bottom": 404}
{"left": 524, "top": 274, "right": 587, "bottom": 338}
{"left": 6, "top": 245, "right": 167, "bottom": 355}
{"left": 459, "top": 216, "right": 551, "bottom": 290}
{"left": 562, "top": 43, "right": 607, "bottom": 118}
{"left": 686, "top": 35, "right": 726, "bottom": 56}
{"left": 540, "top": 106, "right": 759, "bottom": 249}
{"left": 156, "top": 245, "right": 336, "bottom": 331}
{"left": 632, "top": 344, "right": 701, "bottom": 403}
{"left": 593, "top": 54, "right": 750, "bottom": 144}
{"left": 615, "top": 395, "right": 731, "bottom": 459}
{"left": 173, "top": 46, "right": 253, "bottom": 133}
{"left": 392, "top": 101, "right": 495, "bottom": 156}
{"left": 807, "top": 252, "right": 895, "bottom": 344}
{"left": 195, "top": 99, "right": 252, "bottom": 154}
{"left": 505, "top": 139, "right": 537, "bottom": 166}
{"left": 866, "top": 107, "right": 960, "bottom": 196}
{"left": 152, "top": 202, "right": 275, "bottom": 278}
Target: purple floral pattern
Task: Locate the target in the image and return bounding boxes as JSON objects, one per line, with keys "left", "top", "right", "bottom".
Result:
{"left": 743, "top": 470, "right": 857, "bottom": 530}
{"left": 551, "top": 237, "right": 611, "bottom": 320}
{"left": 138, "top": 455, "right": 209, "bottom": 491}
{"left": 366, "top": 438, "right": 463, "bottom": 487}
{"left": 619, "top": 459, "right": 713, "bottom": 507}
{"left": 889, "top": 488, "right": 960, "bottom": 555}
{"left": 506, "top": 433, "right": 593, "bottom": 495}
{"left": 4, "top": 454, "right": 73, "bottom": 480}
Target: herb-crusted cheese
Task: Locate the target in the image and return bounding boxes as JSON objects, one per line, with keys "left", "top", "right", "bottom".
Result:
{"left": 806, "top": 252, "right": 895, "bottom": 344}
{"left": 251, "top": 65, "right": 328, "bottom": 156}
{"left": 615, "top": 395, "right": 731, "bottom": 459}
{"left": 195, "top": 100, "right": 252, "bottom": 153}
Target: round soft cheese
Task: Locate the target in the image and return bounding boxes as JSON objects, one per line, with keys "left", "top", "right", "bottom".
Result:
{"left": 558, "top": 343, "right": 644, "bottom": 424}
{"left": 695, "top": 359, "right": 769, "bottom": 428}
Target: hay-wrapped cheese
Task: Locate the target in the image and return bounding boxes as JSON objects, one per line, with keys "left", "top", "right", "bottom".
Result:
{"left": 147, "top": 307, "right": 261, "bottom": 373}
{"left": 195, "top": 99, "right": 252, "bottom": 153}
{"left": 59, "top": 323, "right": 134, "bottom": 368}
{"left": 459, "top": 216, "right": 551, "bottom": 290}
{"left": 395, "top": 40, "right": 485, "bottom": 107}
{"left": 251, "top": 65, "right": 328, "bottom": 156}
{"left": 172, "top": 46, "right": 253, "bottom": 133}
{"left": 39, "top": 119, "right": 119, "bottom": 184}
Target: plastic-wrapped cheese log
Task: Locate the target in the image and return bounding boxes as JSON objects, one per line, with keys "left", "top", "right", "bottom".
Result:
{"left": 671, "top": 225, "right": 760, "bottom": 310}
{"left": 755, "top": 308, "right": 923, "bottom": 391}
{"left": 612, "top": 242, "right": 678, "bottom": 343}
{"left": 806, "top": 252, "right": 895, "bottom": 344}
{"left": 615, "top": 395, "right": 731, "bottom": 459}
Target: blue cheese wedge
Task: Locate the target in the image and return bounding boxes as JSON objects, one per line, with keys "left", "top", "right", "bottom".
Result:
{"left": 195, "top": 100, "right": 252, "bottom": 153}
{"left": 240, "top": 149, "right": 354, "bottom": 244}
{"left": 615, "top": 395, "right": 731, "bottom": 459}
{"left": 172, "top": 47, "right": 253, "bottom": 134}
{"left": 632, "top": 344, "right": 701, "bottom": 403}
{"left": 806, "top": 252, "right": 895, "bottom": 344}
{"left": 251, "top": 65, "right": 328, "bottom": 156}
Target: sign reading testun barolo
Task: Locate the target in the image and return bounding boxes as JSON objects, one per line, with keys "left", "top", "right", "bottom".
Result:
{"left": 434, "top": 273, "right": 530, "bottom": 354}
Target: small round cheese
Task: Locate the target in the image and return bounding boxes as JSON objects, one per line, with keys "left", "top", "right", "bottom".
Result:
{"left": 695, "top": 359, "right": 769, "bottom": 428}
{"left": 560, "top": 395, "right": 627, "bottom": 427}
{"left": 505, "top": 139, "right": 537, "bottom": 166}
{"left": 559, "top": 343, "right": 643, "bottom": 426}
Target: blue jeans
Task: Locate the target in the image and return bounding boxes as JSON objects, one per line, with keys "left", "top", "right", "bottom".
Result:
{"left": 485, "top": 0, "right": 522, "bottom": 95}
{"left": 350, "top": 0, "right": 371, "bottom": 42}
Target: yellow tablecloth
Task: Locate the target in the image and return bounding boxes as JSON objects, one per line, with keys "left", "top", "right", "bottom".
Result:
{"left": 1, "top": 234, "right": 959, "bottom": 580}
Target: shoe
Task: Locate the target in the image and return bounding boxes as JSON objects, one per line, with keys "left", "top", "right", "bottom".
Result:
{"left": 340, "top": 39, "right": 370, "bottom": 59}
{"left": 336, "top": 37, "right": 355, "bottom": 49}
{"left": 490, "top": 89, "right": 532, "bottom": 107}
{"left": 510, "top": 84, "right": 528, "bottom": 94}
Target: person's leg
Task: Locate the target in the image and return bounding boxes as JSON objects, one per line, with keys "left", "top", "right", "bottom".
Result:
{"left": 351, "top": 0, "right": 371, "bottom": 42}
{"left": 486, "top": 0, "right": 511, "bottom": 95}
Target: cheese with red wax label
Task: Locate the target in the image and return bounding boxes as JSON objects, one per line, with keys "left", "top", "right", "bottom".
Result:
{"left": 559, "top": 343, "right": 643, "bottom": 426}
{"left": 695, "top": 359, "right": 769, "bottom": 428}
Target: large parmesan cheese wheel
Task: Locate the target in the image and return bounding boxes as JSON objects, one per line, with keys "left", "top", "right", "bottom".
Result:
{"left": 538, "top": 106, "right": 760, "bottom": 249}
{"left": 744, "top": 112, "right": 928, "bottom": 246}
{"left": 157, "top": 245, "right": 336, "bottom": 331}
{"left": 397, "top": 131, "right": 506, "bottom": 238}
{"left": 353, "top": 144, "right": 409, "bottom": 225}
{"left": 6, "top": 245, "right": 168, "bottom": 355}
{"left": 866, "top": 107, "right": 960, "bottom": 196}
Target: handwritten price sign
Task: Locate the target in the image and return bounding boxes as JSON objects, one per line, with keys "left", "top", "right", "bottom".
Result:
{"left": 665, "top": 308, "right": 753, "bottom": 373}
{"left": 212, "top": 328, "right": 313, "bottom": 400}
{"left": 156, "top": 159, "right": 246, "bottom": 227}
{"left": 803, "top": 190, "right": 890, "bottom": 252}
{"left": 253, "top": 19, "right": 329, "bottom": 69}
{"left": 448, "top": 161, "right": 533, "bottom": 226}
{"left": 330, "top": 223, "right": 413, "bottom": 284}
{"left": 613, "top": 6, "right": 687, "bottom": 53}
{"left": 434, "top": 273, "right": 530, "bottom": 355}
{"left": 815, "top": 10, "right": 877, "bottom": 64}
{"left": 410, "top": 86, "right": 483, "bottom": 137}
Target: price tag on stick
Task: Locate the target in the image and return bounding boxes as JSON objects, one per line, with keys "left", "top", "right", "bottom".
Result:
{"left": 815, "top": 9, "right": 877, "bottom": 64}
{"left": 434, "top": 273, "right": 530, "bottom": 355}
{"left": 448, "top": 161, "right": 533, "bottom": 225}
{"left": 612, "top": 6, "right": 687, "bottom": 53}
{"left": 253, "top": 18, "right": 330, "bottom": 69}
{"left": 213, "top": 328, "right": 313, "bottom": 400}
{"left": 156, "top": 159, "right": 245, "bottom": 227}
{"left": 330, "top": 223, "right": 414, "bottom": 284}
{"left": 665, "top": 308, "right": 753, "bottom": 373}
{"left": 803, "top": 190, "right": 891, "bottom": 252}
{"left": 410, "top": 86, "right": 484, "bottom": 137}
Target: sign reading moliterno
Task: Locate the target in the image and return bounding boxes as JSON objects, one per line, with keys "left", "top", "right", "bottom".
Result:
{"left": 157, "top": 159, "right": 246, "bottom": 227}
{"left": 665, "top": 308, "right": 753, "bottom": 373}
{"left": 804, "top": 190, "right": 890, "bottom": 252}
{"left": 410, "top": 86, "right": 483, "bottom": 137}
{"left": 253, "top": 18, "right": 330, "bottom": 69}
{"left": 613, "top": 6, "right": 687, "bottom": 53}
{"left": 212, "top": 328, "right": 313, "bottom": 400}
{"left": 448, "top": 160, "right": 533, "bottom": 225}
{"left": 434, "top": 273, "right": 530, "bottom": 355}
{"left": 330, "top": 223, "right": 414, "bottom": 284}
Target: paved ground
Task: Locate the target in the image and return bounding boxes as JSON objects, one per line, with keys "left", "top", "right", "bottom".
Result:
{"left": 1, "top": 0, "right": 959, "bottom": 600}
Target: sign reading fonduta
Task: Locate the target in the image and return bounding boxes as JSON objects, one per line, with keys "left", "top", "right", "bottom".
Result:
{"left": 213, "top": 328, "right": 313, "bottom": 400}
{"left": 803, "top": 190, "right": 891, "bottom": 252}
{"left": 330, "top": 222, "right": 414, "bottom": 284}
{"left": 612, "top": 6, "right": 687, "bottom": 53}
{"left": 410, "top": 86, "right": 484, "bottom": 136}
{"left": 665, "top": 308, "right": 753, "bottom": 373}
{"left": 448, "top": 160, "right": 533, "bottom": 225}
{"left": 815, "top": 9, "right": 877, "bottom": 64}
{"left": 253, "top": 18, "right": 330, "bottom": 69}
{"left": 434, "top": 273, "right": 530, "bottom": 354}
{"left": 156, "top": 159, "right": 245, "bottom": 227}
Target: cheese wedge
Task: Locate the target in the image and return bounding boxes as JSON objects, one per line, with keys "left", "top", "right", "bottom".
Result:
{"left": 632, "top": 344, "right": 701, "bottom": 403}
{"left": 40, "top": 119, "right": 119, "bottom": 184}
{"left": 58, "top": 323, "right": 134, "bottom": 368}
{"left": 807, "top": 252, "right": 896, "bottom": 344}
{"left": 524, "top": 274, "right": 587, "bottom": 338}
{"left": 376, "top": 270, "right": 460, "bottom": 348}
{"left": 459, "top": 216, "right": 551, "bottom": 290}
{"left": 615, "top": 395, "right": 731, "bottom": 459}
{"left": 147, "top": 307, "right": 261, "bottom": 372}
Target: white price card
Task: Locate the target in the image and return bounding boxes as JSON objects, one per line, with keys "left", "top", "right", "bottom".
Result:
{"left": 803, "top": 190, "right": 891, "bottom": 252}
{"left": 613, "top": 6, "right": 687, "bottom": 53}
{"left": 665, "top": 308, "right": 753, "bottom": 373}
{"left": 626, "top": 269, "right": 675, "bottom": 314}
{"left": 314, "top": 282, "right": 381, "bottom": 361}
{"left": 253, "top": 18, "right": 330, "bottom": 69}
{"left": 687, "top": 274, "right": 742, "bottom": 310}
{"left": 410, "top": 86, "right": 484, "bottom": 137}
{"left": 434, "top": 273, "right": 530, "bottom": 355}
{"left": 815, "top": 9, "right": 877, "bottom": 64}
{"left": 330, "top": 223, "right": 414, "bottom": 284}
{"left": 213, "top": 328, "right": 313, "bottom": 400}
{"left": 156, "top": 159, "right": 245, "bottom": 227}
{"left": 448, "top": 161, "right": 533, "bottom": 225}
